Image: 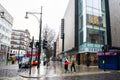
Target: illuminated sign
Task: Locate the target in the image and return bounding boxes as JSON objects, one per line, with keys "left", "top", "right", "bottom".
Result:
{"left": 88, "top": 15, "right": 99, "bottom": 25}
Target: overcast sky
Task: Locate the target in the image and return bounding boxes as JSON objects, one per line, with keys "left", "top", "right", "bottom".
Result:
{"left": 0, "top": 0, "right": 69, "bottom": 40}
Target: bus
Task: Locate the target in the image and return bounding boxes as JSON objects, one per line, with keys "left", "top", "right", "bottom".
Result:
{"left": 25, "top": 49, "right": 38, "bottom": 66}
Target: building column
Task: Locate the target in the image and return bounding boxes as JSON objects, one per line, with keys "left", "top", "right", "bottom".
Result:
{"left": 76, "top": 54, "right": 80, "bottom": 65}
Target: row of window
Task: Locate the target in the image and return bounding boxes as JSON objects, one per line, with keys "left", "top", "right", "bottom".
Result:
{"left": 11, "top": 36, "right": 25, "bottom": 41}
{"left": 0, "top": 44, "right": 9, "bottom": 51}
{"left": 11, "top": 41, "right": 26, "bottom": 45}
{"left": 11, "top": 46, "right": 26, "bottom": 50}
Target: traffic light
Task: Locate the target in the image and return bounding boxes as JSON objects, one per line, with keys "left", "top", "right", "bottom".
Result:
{"left": 35, "top": 42, "right": 39, "bottom": 48}
{"left": 43, "top": 39, "right": 47, "bottom": 49}
{"left": 29, "top": 42, "right": 33, "bottom": 48}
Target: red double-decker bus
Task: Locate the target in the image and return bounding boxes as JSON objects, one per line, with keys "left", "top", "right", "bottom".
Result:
{"left": 25, "top": 49, "right": 38, "bottom": 66}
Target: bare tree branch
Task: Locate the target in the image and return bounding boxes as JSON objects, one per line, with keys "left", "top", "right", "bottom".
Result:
{"left": 42, "top": 24, "right": 56, "bottom": 59}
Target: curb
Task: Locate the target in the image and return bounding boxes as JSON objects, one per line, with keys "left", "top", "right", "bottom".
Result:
{"left": 17, "top": 71, "right": 111, "bottom": 78}
{"left": 17, "top": 73, "right": 45, "bottom": 78}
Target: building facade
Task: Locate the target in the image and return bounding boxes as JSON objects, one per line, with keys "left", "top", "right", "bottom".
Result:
{"left": 62, "top": 0, "right": 79, "bottom": 62}
{"left": 78, "top": 0, "right": 107, "bottom": 65}
{"left": 61, "top": 0, "right": 107, "bottom": 66}
{"left": 105, "top": 0, "right": 120, "bottom": 49}
{"left": 0, "top": 4, "right": 13, "bottom": 65}
{"left": 11, "top": 29, "right": 30, "bottom": 55}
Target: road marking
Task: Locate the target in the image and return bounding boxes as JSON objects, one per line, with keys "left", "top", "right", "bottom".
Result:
{"left": 0, "top": 77, "right": 23, "bottom": 80}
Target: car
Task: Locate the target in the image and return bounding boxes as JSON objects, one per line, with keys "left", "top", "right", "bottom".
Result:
{"left": 32, "top": 60, "right": 38, "bottom": 66}
{"left": 19, "top": 57, "right": 30, "bottom": 68}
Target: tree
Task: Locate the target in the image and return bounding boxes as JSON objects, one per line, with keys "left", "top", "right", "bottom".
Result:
{"left": 42, "top": 25, "right": 56, "bottom": 59}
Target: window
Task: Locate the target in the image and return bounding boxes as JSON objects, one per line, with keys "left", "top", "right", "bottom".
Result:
{"left": 86, "top": 0, "right": 101, "bottom": 10}
{"left": 87, "top": 28, "right": 100, "bottom": 44}
{"left": 86, "top": 0, "right": 102, "bottom": 16}
{"left": 78, "top": 0, "right": 83, "bottom": 15}
{"left": 93, "top": 0, "right": 99, "bottom": 9}
{"left": 101, "top": 0, "right": 105, "bottom": 11}
{"left": 86, "top": 0, "right": 92, "bottom": 7}
{"left": 87, "top": 28, "right": 105, "bottom": 44}
{"left": 79, "top": 15, "right": 83, "bottom": 29}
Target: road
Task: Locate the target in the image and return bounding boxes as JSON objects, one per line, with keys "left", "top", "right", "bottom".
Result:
{"left": 25, "top": 72, "right": 120, "bottom": 80}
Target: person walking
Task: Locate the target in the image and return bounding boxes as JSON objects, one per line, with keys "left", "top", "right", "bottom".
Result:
{"left": 71, "top": 59, "right": 76, "bottom": 72}
{"left": 64, "top": 59, "right": 69, "bottom": 73}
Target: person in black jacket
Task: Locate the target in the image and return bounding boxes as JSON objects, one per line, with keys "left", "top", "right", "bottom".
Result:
{"left": 71, "top": 59, "right": 76, "bottom": 72}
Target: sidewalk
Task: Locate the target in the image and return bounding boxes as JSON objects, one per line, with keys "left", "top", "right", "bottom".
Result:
{"left": 17, "top": 61, "right": 113, "bottom": 78}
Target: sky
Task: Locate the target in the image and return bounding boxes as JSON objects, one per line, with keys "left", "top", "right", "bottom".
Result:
{"left": 0, "top": 0, "right": 69, "bottom": 40}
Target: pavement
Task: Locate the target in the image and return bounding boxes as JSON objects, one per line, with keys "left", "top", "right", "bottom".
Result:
{"left": 17, "top": 61, "right": 118, "bottom": 78}
{"left": 0, "top": 62, "right": 19, "bottom": 77}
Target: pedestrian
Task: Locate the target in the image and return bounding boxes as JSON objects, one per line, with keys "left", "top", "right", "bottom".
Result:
{"left": 64, "top": 59, "right": 69, "bottom": 73}
{"left": 71, "top": 59, "right": 76, "bottom": 72}
{"left": 46, "top": 60, "right": 50, "bottom": 67}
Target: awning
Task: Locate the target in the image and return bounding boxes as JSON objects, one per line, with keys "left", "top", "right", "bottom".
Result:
{"left": 97, "top": 51, "right": 117, "bottom": 56}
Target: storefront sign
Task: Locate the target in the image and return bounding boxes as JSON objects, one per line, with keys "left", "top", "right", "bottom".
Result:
{"left": 79, "top": 47, "right": 101, "bottom": 53}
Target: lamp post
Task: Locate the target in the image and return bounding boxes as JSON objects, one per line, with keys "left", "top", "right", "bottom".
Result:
{"left": 29, "top": 36, "right": 34, "bottom": 75}
{"left": 25, "top": 6, "right": 42, "bottom": 74}
{"left": 18, "top": 34, "right": 20, "bottom": 65}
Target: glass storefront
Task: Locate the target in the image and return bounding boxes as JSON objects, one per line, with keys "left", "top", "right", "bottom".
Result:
{"left": 80, "top": 53, "right": 98, "bottom": 66}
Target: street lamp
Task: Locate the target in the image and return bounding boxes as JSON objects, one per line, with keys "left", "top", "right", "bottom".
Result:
{"left": 0, "top": 11, "right": 4, "bottom": 18}
{"left": 18, "top": 34, "right": 21, "bottom": 65}
{"left": 25, "top": 6, "right": 43, "bottom": 74}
